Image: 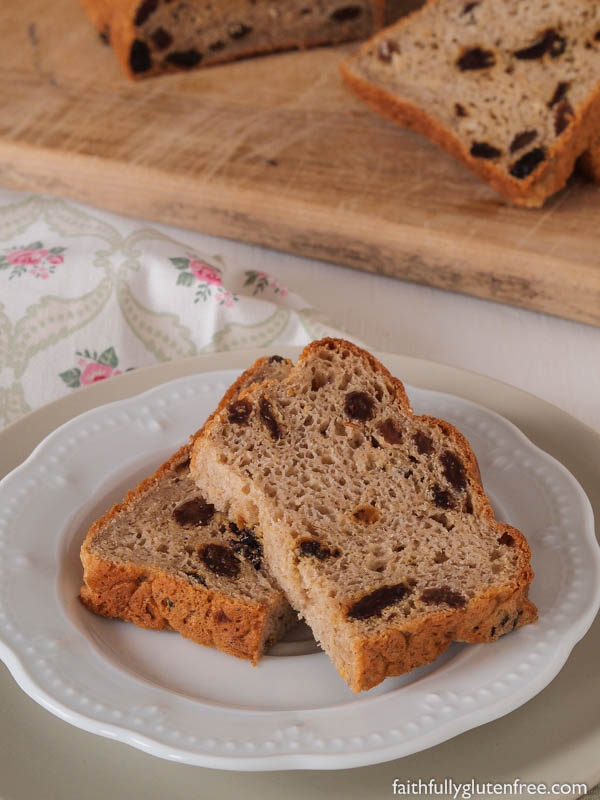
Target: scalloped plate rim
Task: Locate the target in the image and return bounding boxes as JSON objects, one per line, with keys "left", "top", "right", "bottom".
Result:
{"left": 0, "top": 360, "right": 598, "bottom": 770}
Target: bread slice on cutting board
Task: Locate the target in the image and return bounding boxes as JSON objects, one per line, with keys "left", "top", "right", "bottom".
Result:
{"left": 341, "top": 0, "right": 600, "bottom": 206}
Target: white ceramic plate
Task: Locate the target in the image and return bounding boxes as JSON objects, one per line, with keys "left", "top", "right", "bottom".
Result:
{"left": 0, "top": 369, "right": 598, "bottom": 771}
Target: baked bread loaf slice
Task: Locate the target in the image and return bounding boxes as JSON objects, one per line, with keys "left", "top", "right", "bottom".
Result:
{"left": 80, "top": 356, "right": 297, "bottom": 663}
{"left": 190, "top": 338, "right": 537, "bottom": 691}
{"left": 341, "top": 0, "right": 600, "bottom": 207}
{"left": 80, "top": 0, "right": 420, "bottom": 80}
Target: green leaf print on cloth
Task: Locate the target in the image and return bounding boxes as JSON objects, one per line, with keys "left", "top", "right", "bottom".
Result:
{"left": 0, "top": 188, "right": 343, "bottom": 432}
{"left": 0, "top": 242, "right": 66, "bottom": 280}
{"left": 59, "top": 347, "right": 134, "bottom": 390}
{"left": 244, "top": 270, "right": 288, "bottom": 297}
{"left": 170, "top": 255, "right": 238, "bottom": 306}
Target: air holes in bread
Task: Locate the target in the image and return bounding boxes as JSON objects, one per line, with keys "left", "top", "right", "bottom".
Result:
{"left": 311, "top": 370, "right": 329, "bottom": 391}
{"left": 430, "top": 513, "right": 453, "bottom": 531}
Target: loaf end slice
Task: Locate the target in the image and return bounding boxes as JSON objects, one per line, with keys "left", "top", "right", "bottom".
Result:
{"left": 80, "top": 356, "right": 297, "bottom": 664}
{"left": 341, "top": 0, "right": 600, "bottom": 207}
{"left": 80, "top": 0, "right": 393, "bottom": 80}
{"left": 191, "top": 338, "right": 537, "bottom": 690}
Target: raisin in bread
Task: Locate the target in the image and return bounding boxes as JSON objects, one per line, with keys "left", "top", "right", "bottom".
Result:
{"left": 190, "top": 339, "right": 537, "bottom": 691}
{"left": 80, "top": 356, "right": 297, "bottom": 663}
{"left": 80, "top": 0, "right": 417, "bottom": 80}
{"left": 341, "top": 0, "right": 600, "bottom": 207}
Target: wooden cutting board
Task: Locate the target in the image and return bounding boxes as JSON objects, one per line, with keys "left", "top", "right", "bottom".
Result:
{"left": 1, "top": 0, "right": 599, "bottom": 326}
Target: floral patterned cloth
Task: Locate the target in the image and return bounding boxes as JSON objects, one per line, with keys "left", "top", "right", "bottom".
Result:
{"left": 0, "top": 188, "right": 348, "bottom": 430}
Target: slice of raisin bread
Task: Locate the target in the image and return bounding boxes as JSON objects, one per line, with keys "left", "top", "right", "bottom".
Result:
{"left": 80, "top": 0, "right": 415, "bottom": 80}
{"left": 341, "top": 0, "right": 600, "bottom": 207}
{"left": 80, "top": 356, "right": 297, "bottom": 663}
{"left": 190, "top": 339, "right": 537, "bottom": 691}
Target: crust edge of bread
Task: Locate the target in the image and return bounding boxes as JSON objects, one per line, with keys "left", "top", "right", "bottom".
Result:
{"left": 79, "top": 358, "right": 297, "bottom": 664}
{"left": 339, "top": 0, "right": 600, "bottom": 207}
{"left": 190, "top": 337, "right": 538, "bottom": 691}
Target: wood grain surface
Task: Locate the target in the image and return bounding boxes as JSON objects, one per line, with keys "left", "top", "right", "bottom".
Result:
{"left": 1, "top": 0, "right": 599, "bottom": 325}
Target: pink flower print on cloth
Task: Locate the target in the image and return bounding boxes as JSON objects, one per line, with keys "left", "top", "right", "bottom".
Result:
{"left": 0, "top": 241, "right": 66, "bottom": 279}
{"left": 6, "top": 249, "right": 47, "bottom": 265}
{"left": 59, "top": 347, "right": 133, "bottom": 390}
{"left": 170, "top": 255, "right": 238, "bottom": 306}
{"left": 244, "top": 270, "right": 288, "bottom": 297}
{"left": 189, "top": 259, "right": 222, "bottom": 286}
{"left": 80, "top": 361, "right": 120, "bottom": 385}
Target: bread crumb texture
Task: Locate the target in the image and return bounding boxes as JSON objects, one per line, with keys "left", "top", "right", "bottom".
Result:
{"left": 191, "top": 338, "right": 537, "bottom": 691}
{"left": 342, "top": 0, "right": 600, "bottom": 206}
{"left": 79, "top": 357, "right": 297, "bottom": 663}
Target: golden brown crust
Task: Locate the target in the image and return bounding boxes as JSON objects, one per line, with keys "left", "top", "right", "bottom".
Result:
{"left": 188, "top": 355, "right": 292, "bottom": 449}
{"left": 80, "top": 551, "right": 271, "bottom": 663}
{"left": 298, "top": 336, "right": 413, "bottom": 412}
{"left": 299, "top": 340, "right": 486, "bottom": 505}
{"left": 79, "top": 0, "right": 112, "bottom": 34}
{"left": 340, "top": 0, "right": 600, "bottom": 208}
{"left": 353, "top": 583, "right": 536, "bottom": 690}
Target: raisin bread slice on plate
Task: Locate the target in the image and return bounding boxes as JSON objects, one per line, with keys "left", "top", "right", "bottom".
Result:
{"left": 341, "top": 0, "right": 600, "bottom": 207}
{"left": 80, "top": 356, "right": 297, "bottom": 663}
{"left": 80, "top": 0, "right": 420, "bottom": 80}
{"left": 190, "top": 339, "right": 537, "bottom": 691}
